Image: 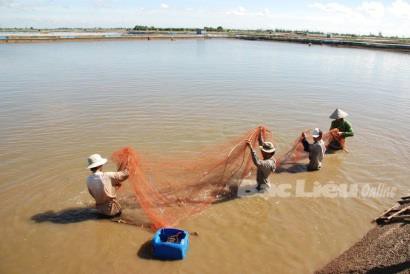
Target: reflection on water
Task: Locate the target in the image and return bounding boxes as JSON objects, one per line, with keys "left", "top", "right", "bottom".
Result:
{"left": 0, "top": 39, "right": 409, "bottom": 274}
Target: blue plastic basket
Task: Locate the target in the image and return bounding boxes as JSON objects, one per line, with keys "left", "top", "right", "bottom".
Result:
{"left": 152, "top": 228, "right": 190, "bottom": 260}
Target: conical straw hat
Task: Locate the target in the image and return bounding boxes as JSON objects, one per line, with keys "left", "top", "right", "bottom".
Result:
{"left": 329, "top": 108, "right": 348, "bottom": 119}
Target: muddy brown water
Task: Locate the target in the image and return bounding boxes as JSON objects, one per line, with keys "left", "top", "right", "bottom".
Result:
{"left": 0, "top": 39, "right": 409, "bottom": 274}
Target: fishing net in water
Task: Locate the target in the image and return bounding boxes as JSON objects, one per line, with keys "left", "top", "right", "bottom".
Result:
{"left": 277, "top": 128, "right": 346, "bottom": 167}
{"left": 111, "top": 126, "right": 344, "bottom": 230}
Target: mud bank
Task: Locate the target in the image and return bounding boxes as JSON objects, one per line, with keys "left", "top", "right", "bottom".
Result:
{"left": 0, "top": 34, "right": 227, "bottom": 44}
{"left": 316, "top": 201, "right": 410, "bottom": 274}
{"left": 2, "top": 32, "right": 410, "bottom": 54}
{"left": 236, "top": 35, "right": 410, "bottom": 53}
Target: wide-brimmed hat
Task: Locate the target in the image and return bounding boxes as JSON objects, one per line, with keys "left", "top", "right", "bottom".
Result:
{"left": 87, "top": 154, "right": 107, "bottom": 169}
{"left": 312, "top": 128, "right": 322, "bottom": 138}
{"left": 260, "top": 142, "right": 276, "bottom": 154}
{"left": 329, "top": 108, "right": 348, "bottom": 119}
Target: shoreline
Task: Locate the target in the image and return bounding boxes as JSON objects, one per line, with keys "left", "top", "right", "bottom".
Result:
{"left": 1, "top": 32, "right": 410, "bottom": 53}
{"left": 236, "top": 34, "right": 410, "bottom": 53}
{"left": 0, "top": 34, "right": 219, "bottom": 44}
{"left": 316, "top": 199, "right": 410, "bottom": 273}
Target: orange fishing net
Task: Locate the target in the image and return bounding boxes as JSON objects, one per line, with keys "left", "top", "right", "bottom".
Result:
{"left": 111, "top": 126, "right": 344, "bottom": 230}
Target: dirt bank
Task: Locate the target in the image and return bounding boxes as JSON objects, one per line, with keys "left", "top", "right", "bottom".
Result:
{"left": 317, "top": 203, "right": 410, "bottom": 274}
{"left": 2, "top": 31, "right": 410, "bottom": 54}
{"left": 236, "top": 34, "right": 410, "bottom": 53}
{"left": 0, "top": 34, "right": 223, "bottom": 44}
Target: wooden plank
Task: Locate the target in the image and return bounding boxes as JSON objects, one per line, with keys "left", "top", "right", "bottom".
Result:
{"left": 391, "top": 214, "right": 410, "bottom": 218}
{"left": 389, "top": 215, "right": 410, "bottom": 221}
{"left": 387, "top": 205, "right": 410, "bottom": 220}
{"left": 373, "top": 204, "right": 400, "bottom": 222}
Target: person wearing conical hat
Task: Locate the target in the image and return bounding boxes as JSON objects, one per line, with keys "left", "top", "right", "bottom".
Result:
{"left": 301, "top": 128, "right": 326, "bottom": 171}
{"left": 246, "top": 129, "right": 276, "bottom": 192}
{"left": 329, "top": 108, "right": 354, "bottom": 150}
{"left": 86, "top": 154, "right": 129, "bottom": 217}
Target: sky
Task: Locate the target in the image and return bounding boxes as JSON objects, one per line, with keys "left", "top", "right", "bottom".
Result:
{"left": 1, "top": 0, "right": 410, "bottom": 37}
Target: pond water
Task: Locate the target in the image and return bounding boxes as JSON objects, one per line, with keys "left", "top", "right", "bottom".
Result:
{"left": 0, "top": 38, "right": 409, "bottom": 273}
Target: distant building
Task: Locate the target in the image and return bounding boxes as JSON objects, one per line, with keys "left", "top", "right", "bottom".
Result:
{"left": 326, "top": 33, "right": 333, "bottom": 38}
{"left": 196, "top": 29, "right": 207, "bottom": 35}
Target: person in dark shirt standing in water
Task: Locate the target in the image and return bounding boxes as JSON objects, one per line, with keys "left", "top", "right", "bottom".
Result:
{"left": 247, "top": 128, "right": 276, "bottom": 191}
{"left": 301, "top": 128, "right": 326, "bottom": 171}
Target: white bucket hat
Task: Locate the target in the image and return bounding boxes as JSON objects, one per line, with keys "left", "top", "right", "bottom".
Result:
{"left": 312, "top": 128, "right": 322, "bottom": 138}
{"left": 87, "top": 154, "right": 107, "bottom": 169}
{"left": 329, "top": 108, "right": 348, "bottom": 119}
{"left": 260, "top": 142, "right": 276, "bottom": 154}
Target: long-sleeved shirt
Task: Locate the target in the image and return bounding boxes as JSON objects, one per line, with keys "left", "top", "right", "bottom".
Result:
{"left": 330, "top": 119, "right": 354, "bottom": 138}
{"left": 302, "top": 139, "right": 326, "bottom": 171}
{"left": 87, "top": 170, "right": 129, "bottom": 216}
{"left": 250, "top": 149, "right": 276, "bottom": 186}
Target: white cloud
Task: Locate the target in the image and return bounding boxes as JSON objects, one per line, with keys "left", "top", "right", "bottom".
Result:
{"left": 160, "top": 3, "right": 168, "bottom": 9}
{"left": 310, "top": 0, "right": 410, "bottom": 18}
{"left": 309, "top": 2, "right": 353, "bottom": 15}
{"left": 358, "top": 1, "right": 385, "bottom": 18}
{"left": 0, "top": 0, "right": 14, "bottom": 7}
{"left": 390, "top": 0, "right": 410, "bottom": 17}
{"left": 307, "top": 0, "right": 410, "bottom": 36}
{"left": 226, "top": 6, "right": 273, "bottom": 17}
{"left": 226, "top": 6, "right": 247, "bottom": 16}
{"left": 92, "top": 0, "right": 113, "bottom": 8}
{"left": 310, "top": 1, "right": 386, "bottom": 18}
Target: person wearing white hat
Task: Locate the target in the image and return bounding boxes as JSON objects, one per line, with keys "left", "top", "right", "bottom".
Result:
{"left": 329, "top": 108, "right": 354, "bottom": 150}
{"left": 246, "top": 129, "right": 276, "bottom": 191}
{"left": 86, "top": 153, "right": 129, "bottom": 217}
{"left": 301, "top": 128, "right": 326, "bottom": 171}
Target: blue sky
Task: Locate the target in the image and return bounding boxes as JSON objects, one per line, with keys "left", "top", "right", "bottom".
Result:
{"left": 1, "top": 0, "right": 410, "bottom": 36}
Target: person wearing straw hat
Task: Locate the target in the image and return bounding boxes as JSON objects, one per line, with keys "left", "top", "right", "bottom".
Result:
{"left": 246, "top": 131, "right": 276, "bottom": 191}
{"left": 329, "top": 108, "right": 354, "bottom": 150}
{"left": 86, "top": 154, "right": 129, "bottom": 217}
{"left": 301, "top": 128, "right": 326, "bottom": 171}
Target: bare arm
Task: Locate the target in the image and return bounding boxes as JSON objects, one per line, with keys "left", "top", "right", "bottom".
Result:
{"left": 247, "top": 142, "right": 262, "bottom": 167}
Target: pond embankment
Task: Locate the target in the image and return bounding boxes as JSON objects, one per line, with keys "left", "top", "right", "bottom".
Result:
{"left": 316, "top": 198, "right": 410, "bottom": 273}
{"left": 2, "top": 31, "right": 410, "bottom": 53}
{"left": 236, "top": 34, "right": 410, "bottom": 53}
